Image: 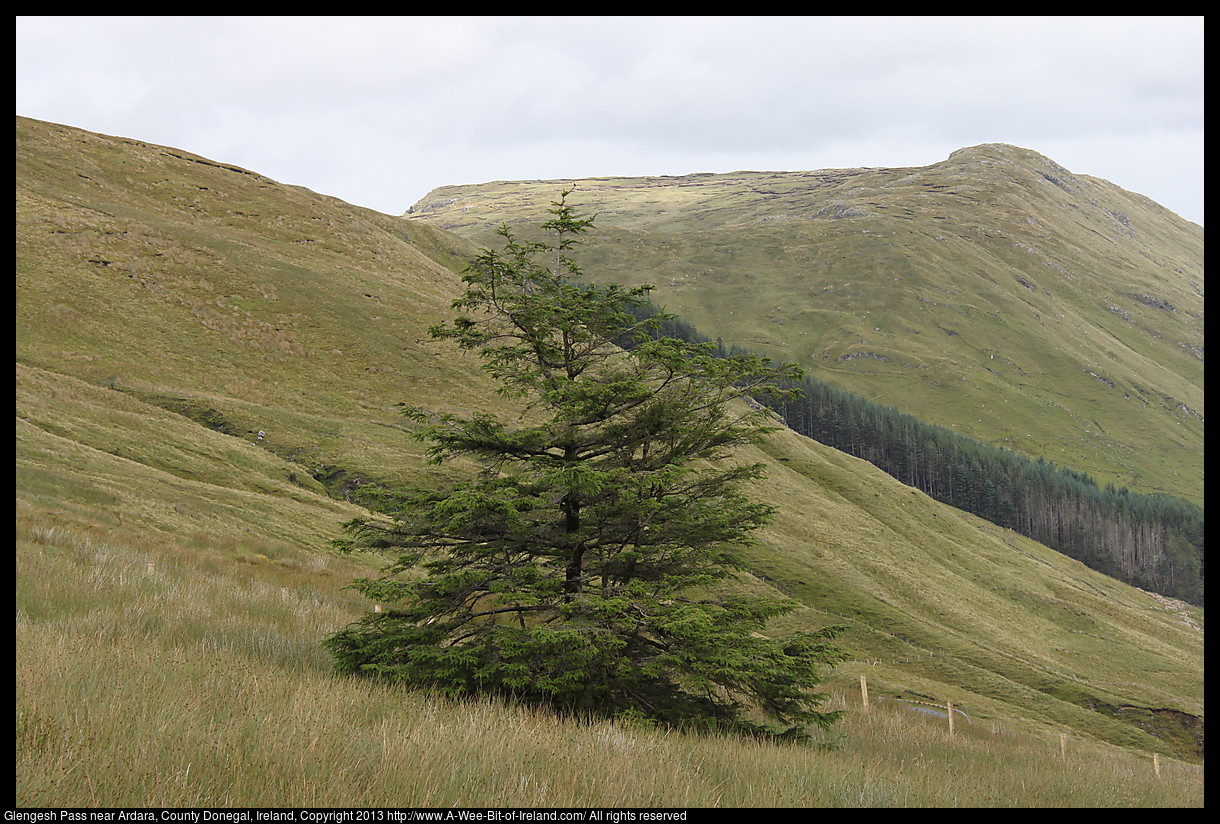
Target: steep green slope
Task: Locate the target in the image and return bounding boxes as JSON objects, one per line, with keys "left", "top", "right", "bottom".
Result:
{"left": 16, "top": 115, "right": 491, "bottom": 495}
{"left": 406, "top": 147, "right": 1204, "bottom": 505}
{"left": 16, "top": 117, "right": 1202, "bottom": 764}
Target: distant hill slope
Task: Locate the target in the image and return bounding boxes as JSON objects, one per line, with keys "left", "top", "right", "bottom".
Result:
{"left": 405, "top": 146, "right": 1203, "bottom": 506}
{"left": 16, "top": 117, "right": 1202, "bottom": 763}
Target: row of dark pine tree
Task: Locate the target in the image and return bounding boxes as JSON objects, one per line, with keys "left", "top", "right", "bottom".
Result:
{"left": 624, "top": 305, "right": 1204, "bottom": 606}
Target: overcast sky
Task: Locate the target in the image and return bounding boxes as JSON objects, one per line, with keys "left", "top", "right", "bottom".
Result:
{"left": 16, "top": 16, "right": 1204, "bottom": 225}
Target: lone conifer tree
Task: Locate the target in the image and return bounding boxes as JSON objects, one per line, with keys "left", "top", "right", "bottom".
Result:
{"left": 325, "top": 191, "right": 845, "bottom": 737}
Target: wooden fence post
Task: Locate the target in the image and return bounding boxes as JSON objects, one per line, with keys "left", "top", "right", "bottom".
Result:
{"left": 947, "top": 701, "right": 955, "bottom": 737}
{"left": 147, "top": 562, "right": 156, "bottom": 575}
{"left": 860, "top": 675, "right": 870, "bottom": 712}
{"left": 1153, "top": 753, "right": 1161, "bottom": 778}
{"left": 1059, "top": 732, "right": 1067, "bottom": 760}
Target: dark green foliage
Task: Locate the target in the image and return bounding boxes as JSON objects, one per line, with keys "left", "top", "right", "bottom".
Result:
{"left": 772, "top": 378, "right": 1204, "bottom": 605}
{"left": 620, "top": 300, "right": 1204, "bottom": 605}
{"left": 325, "top": 192, "right": 846, "bottom": 737}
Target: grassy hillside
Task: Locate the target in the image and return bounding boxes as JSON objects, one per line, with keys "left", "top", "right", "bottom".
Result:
{"left": 406, "top": 148, "right": 1204, "bottom": 506}
{"left": 15, "top": 117, "right": 1203, "bottom": 806}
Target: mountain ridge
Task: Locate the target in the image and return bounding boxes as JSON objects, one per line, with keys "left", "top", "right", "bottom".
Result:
{"left": 408, "top": 143, "right": 1202, "bottom": 233}
{"left": 403, "top": 144, "right": 1203, "bottom": 506}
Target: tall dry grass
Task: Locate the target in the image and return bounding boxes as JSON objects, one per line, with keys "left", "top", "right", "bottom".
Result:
{"left": 16, "top": 518, "right": 1203, "bottom": 808}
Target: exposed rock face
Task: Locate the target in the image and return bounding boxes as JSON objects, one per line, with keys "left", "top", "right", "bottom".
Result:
{"left": 1135, "top": 293, "right": 1176, "bottom": 311}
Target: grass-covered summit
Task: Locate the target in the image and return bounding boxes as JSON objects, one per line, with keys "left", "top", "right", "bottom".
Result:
{"left": 407, "top": 146, "right": 1204, "bottom": 507}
